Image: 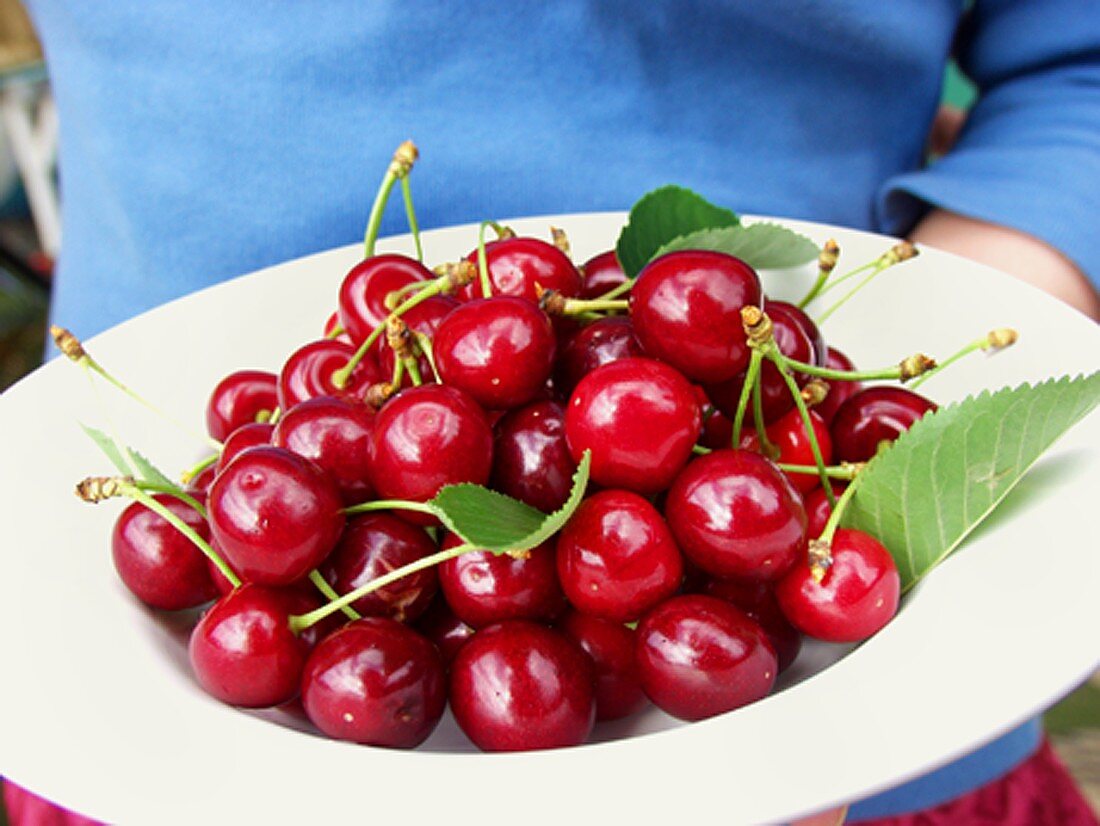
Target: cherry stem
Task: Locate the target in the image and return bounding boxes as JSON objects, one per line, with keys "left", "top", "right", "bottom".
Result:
{"left": 818, "top": 477, "right": 860, "bottom": 544}
{"left": 908, "top": 328, "right": 1018, "bottom": 391}
{"left": 308, "top": 570, "right": 361, "bottom": 622}
{"left": 595, "top": 277, "right": 634, "bottom": 302}
{"left": 777, "top": 462, "right": 863, "bottom": 480}
{"left": 131, "top": 480, "right": 208, "bottom": 518}
{"left": 477, "top": 221, "right": 494, "bottom": 297}
{"left": 558, "top": 297, "right": 630, "bottom": 315}
{"left": 400, "top": 176, "right": 424, "bottom": 263}
{"left": 342, "top": 498, "right": 441, "bottom": 517}
{"left": 290, "top": 542, "right": 474, "bottom": 633}
{"left": 731, "top": 348, "right": 764, "bottom": 447}
{"left": 181, "top": 453, "right": 218, "bottom": 485}
{"left": 782, "top": 354, "right": 937, "bottom": 384}
{"left": 796, "top": 239, "right": 840, "bottom": 309}
{"left": 750, "top": 362, "right": 774, "bottom": 457}
{"left": 324, "top": 323, "right": 346, "bottom": 340}
{"left": 815, "top": 242, "right": 918, "bottom": 325}
{"left": 389, "top": 356, "right": 406, "bottom": 391}
{"left": 363, "top": 141, "right": 418, "bottom": 258}
{"left": 403, "top": 354, "right": 422, "bottom": 387}
{"left": 412, "top": 331, "right": 440, "bottom": 381}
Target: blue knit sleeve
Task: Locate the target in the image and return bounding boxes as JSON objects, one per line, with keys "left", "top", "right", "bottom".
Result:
{"left": 875, "top": 0, "right": 1100, "bottom": 286}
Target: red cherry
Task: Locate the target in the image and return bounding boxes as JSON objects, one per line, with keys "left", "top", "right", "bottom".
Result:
{"left": 415, "top": 596, "right": 475, "bottom": 666}
{"left": 814, "top": 347, "right": 863, "bottom": 425}
{"left": 665, "top": 449, "right": 807, "bottom": 582}
{"left": 740, "top": 408, "right": 833, "bottom": 495}
{"left": 449, "top": 620, "right": 595, "bottom": 751}
{"left": 377, "top": 295, "right": 458, "bottom": 386}
{"left": 635, "top": 594, "right": 777, "bottom": 721}
{"left": 459, "top": 237, "right": 582, "bottom": 303}
{"left": 207, "top": 446, "right": 346, "bottom": 585}
{"left": 830, "top": 386, "right": 937, "bottom": 462}
{"left": 803, "top": 482, "right": 847, "bottom": 538}
{"left": 111, "top": 494, "right": 218, "bottom": 610}
{"left": 277, "top": 339, "right": 383, "bottom": 410}
{"left": 556, "top": 490, "right": 683, "bottom": 623}
{"left": 699, "top": 404, "right": 735, "bottom": 450}
{"left": 579, "top": 249, "right": 627, "bottom": 299}
{"left": 776, "top": 528, "right": 900, "bottom": 642}
{"left": 434, "top": 297, "right": 557, "bottom": 410}
{"left": 216, "top": 422, "right": 274, "bottom": 473}
{"left": 702, "top": 578, "right": 802, "bottom": 673}
{"left": 766, "top": 299, "right": 826, "bottom": 366}
{"left": 565, "top": 357, "right": 701, "bottom": 494}
{"left": 205, "top": 370, "right": 278, "bottom": 443}
{"left": 558, "top": 609, "right": 648, "bottom": 721}
{"left": 301, "top": 617, "right": 446, "bottom": 748}
{"left": 629, "top": 250, "right": 762, "bottom": 383}
{"left": 322, "top": 311, "right": 352, "bottom": 344}
{"left": 490, "top": 400, "right": 577, "bottom": 513}
{"left": 338, "top": 253, "right": 432, "bottom": 345}
{"left": 553, "top": 316, "right": 644, "bottom": 398}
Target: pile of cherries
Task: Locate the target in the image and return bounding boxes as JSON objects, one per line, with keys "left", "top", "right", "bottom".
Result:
{"left": 102, "top": 224, "right": 937, "bottom": 753}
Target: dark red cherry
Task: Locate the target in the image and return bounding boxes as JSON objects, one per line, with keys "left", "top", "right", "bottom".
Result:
{"left": 277, "top": 339, "right": 383, "bottom": 410}
{"left": 189, "top": 584, "right": 309, "bottom": 708}
{"left": 438, "top": 534, "right": 564, "bottom": 628}
{"left": 321, "top": 513, "right": 438, "bottom": 623}
{"left": 369, "top": 385, "right": 493, "bottom": 521}
{"left": 803, "top": 482, "right": 847, "bottom": 538}
{"left": 415, "top": 596, "right": 475, "bottom": 666}
{"left": 629, "top": 250, "right": 762, "bottom": 383}
{"left": 207, "top": 446, "right": 345, "bottom": 585}
{"left": 301, "top": 617, "right": 446, "bottom": 748}
{"left": 635, "top": 594, "right": 777, "bottom": 721}
{"left": 702, "top": 578, "right": 802, "bottom": 673}
{"left": 449, "top": 620, "right": 595, "bottom": 751}
{"left": 205, "top": 370, "right": 278, "bottom": 443}
{"left": 556, "top": 490, "right": 683, "bottom": 623}
{"left": 740, "top": 408, "right": 833, "bottom": 495}
{"left": 776, "top": 528, "right": 900, "bottom": 642}
{"left": 814, "top": 347, "right": 863, "bottom": 425}
{"left": 338, "top": 253, "right": 432, "bottom": 345}
{"left": 554, "top": 316, "right": 644, "bottom": 398}
{"left": 700, "top": 404, "right": 735, "bottom": 450}
{"left": 565, "top": 357, "right": 701, "bottom": 494}
{"left": 216, "top": 422, "right": 274, "bottom": 473}
{"left": 377, "top": 295, "right": 458, "bottom": 386}
{"left": 459, "top": 237, "right": 582, "bottom": 303}
{"left": 490, "top": 400, "right": 576, "bottom": 513}
{"left": 558, "top": 609, "right": 647, "bottom": 721}
{"left": 579, "top": 249, "right": 627, "bottom": 299}
{"left": 111, "top": 494, "right": 218, "bottom": 610}
{"left": 665, "top": 449, "right": 807, "bottom": 582}
{"left": 766, "top": 299, "right": 826, "bottom": 366}
{"left": 830, "top": 386, "right": 937, "bottom": 462}
{"left": 434, "top": 297, "right": 556, "bottom": 410}
{"left": 272, "top": 395, "right": 375, "bottom": 505}
{"left": 189, "top": 463, "right": 217, "bottom": 496}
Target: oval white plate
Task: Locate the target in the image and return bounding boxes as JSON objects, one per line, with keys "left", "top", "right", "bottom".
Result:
{"left": 1, "top": 214, "right": 1097, "bottom": 825}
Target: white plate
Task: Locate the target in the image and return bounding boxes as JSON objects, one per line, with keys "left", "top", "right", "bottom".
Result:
{"left": 1, "top": 214, "right": 1098, "bottom": 825}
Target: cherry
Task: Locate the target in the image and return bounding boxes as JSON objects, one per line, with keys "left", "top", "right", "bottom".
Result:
{"left": 579, "top": 249, "right": 627, "bottom": 299}
{"left": 629, "top": 250, "right": 762, "bottom": 383}
{"left": 775, "top": 528, "right": 900, "bottom": 642}
{"left": 189, "top": 583, "right": 310, "bottom": 708}
{"left": 415, "top": 596, "right": 475, "bottom": 666}
{"left": 369, "top": 385, "right": 493, "bottom": 522}
{"left": 565, "top": 357, "right": 701, "bottom": 494}
{"left": 702, "top": 578, "right": 802, "bottom": 673}
{"left": 438, "top": 533, "right": 565, "bottom": 628}
{"left": 830, "top": 386, "right": 937, "bottom": 462}
{"left": 205, "top": 370, "right": 278, "bottom": 442}
{"left": 338, "top": 253, "right": 432, "bottom": 345}
{"left": 321, "top": 513, "right": 439, "bottom": 622}
{"left": 556, "top": 490, "right": 683, "bottom": 622}
{"left": 449, "top": 620, "right": 595, "bottom": 751}
{"left": 434, "top": 296, "right": 557, "bottom": 410}
{"left": 277, "top": 339, "right": 383, "bottom": 410}
{"left": 490, "top": 400, "right": 576, "bottom": 513}
{"left": 665, "top": 449, "right": 807, "bottom": 582}
{"left": 301, "top": 617, "right": 446, "bottom": 748}
{"left": 377, "top": 295, "right": 458, "bottom": 385}
{"left": 111, "top": 494, "right": 219, "bottom": 610}
{"left": 813, "top": 346, "right": 863, "bottom": 426}
{"left": 323, "top": 311, "right": 352, "bottom": 344}
{"left": 207, "top": 446, "right": 345, "bottom": 585}
{"left": 635, "top": 594, "right": 777, "bottom": 721}
{"left": 803, "top": 482, "right": 847, "bottom": 538}
{"left": 700, "top": 404, "right": 735, "bottom": 450}
{"left": 216, "top": 421, "right": 274, "bottom": 473}
{"left": 271, "top": 395, "right": 375, "bottom": 505}
{"left": 766, "top": 299, "right": 826, "bottom": 366}
{"left": 189, "top": 463, "right": 218, "bottom": 496}
{"left": 558, "top": 609, "right": 648, "bottom": 721}
{"left": 553, "top": 316, "right": 644, "bottom": 398}
{"left": 459, "top": 237, "right": 582, "bottom": 303}
{"left": 740, "top": 408, "right": 833, "bottom": 495}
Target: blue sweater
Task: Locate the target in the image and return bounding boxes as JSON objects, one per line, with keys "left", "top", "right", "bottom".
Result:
{"left": 27, "top": 0, "right": 1082, "bottom": 817}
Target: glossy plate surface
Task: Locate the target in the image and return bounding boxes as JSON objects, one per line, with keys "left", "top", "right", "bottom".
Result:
{"left": 2, "top": 214, "right": 1098, "bottom": 824}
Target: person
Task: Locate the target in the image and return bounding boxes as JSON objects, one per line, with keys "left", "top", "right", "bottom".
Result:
{"left": 6, "top": 2, "right": 1099, "bottom": 824}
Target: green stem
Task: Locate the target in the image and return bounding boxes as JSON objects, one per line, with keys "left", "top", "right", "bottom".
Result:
{"left": 815, "top": 242, "right": 918, "bottom": 325}
{"left": 750, "top": 361, "right": 773, "bottom": 456}
{"left": 595, "top": 278, "right": 634, "bottom": 302}
{"left": 560, "top": 298, "right": 630, "bottom": 315}
{"left": 777, "top": 463, "right": 862, "bottom": 480}
{"left": 477, "top": 221, "right": 494, "bottom": 297}
{"left": 132, "top": 481, "right": 207, "bottom": 518}
{"left": 780, "top": 358, "right": 906, "bottom": 383}
{"left": 181, "top": 452, "right": 218, "bottom": 485}
{"left": 343, "top": 499, "right": 441, "bottom": 517}
{"left": 400, "top": 176, "right": 423, "bottom": 263}
{"left": 403, "top": 355, "right": 422, "bottom": 387}
{"left": 812, "top": 259, "right": 876, "bottom": 300}
{"left": 797, "top": 240, "right": 840, "bottom": 309}
{"left": 692, "top": 444, "right": 711, "bottom": 455}
{"left": 308, "top": 570, "right": 361, "bottom": 621}
{"left": 412, "top": 331, "right": 439, "bottom": 381}
{"left": 818, "top": 479, "right": 860, "bottom": 544}
{"left": 731, "top": 348, "right": 763, "bottom": 447}
{"left": 908, "top": 329, "right": 1017, "bottom": 391}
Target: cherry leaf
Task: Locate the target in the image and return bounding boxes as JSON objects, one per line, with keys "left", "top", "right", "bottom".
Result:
{"left": 616, "top": 186, "right": 739, "bottom": 279}
{"left": 653, "top": 223, "right": 820, "bottom": 270}
{"left": 79, "top": 423, "right": 182, "bottom": 492}
{"left": 429, "top": 450, "right": 591, "bottom": 554}
{"left": 126, "top": 448, "right": 178, "bottom": 490}
{"left": 841, "top": 373, "right": 1100, "bottom": 591}
{"left": 79, "top": 423, "right": 131, "bottom": 476}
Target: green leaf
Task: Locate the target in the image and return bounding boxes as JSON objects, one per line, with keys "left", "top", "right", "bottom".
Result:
{"left": 653, "top": 223, "right": 820, "bottom": 270}
{"left": 126, "top": 448, "right": 179, "bottom": 491}
{"left": 841, "top": 374, "right": 1100, "bottom": 591}
{"left": 79, "top": 423, "right": 133, "bottom": 476}
{"left": 79, "top": 423, "right": 183, "bottom": 493}
{"left": 615, "top": 186, "right": 739, "bottom": 278}
{"left": 430, "top": 451, "right": 591, "bottom": 554}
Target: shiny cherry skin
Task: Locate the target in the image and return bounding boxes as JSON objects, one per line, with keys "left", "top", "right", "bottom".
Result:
{"left": 415, "top": 596, "right": 475, "bottom": 666}
{"left": 629, "top": 250, "right": 763, "bottom": 383}
{"left": 205, "top": 370, "right": 278, "bottom": 443}
{"left": 377, "top": 295, "right": 458, "bottom": 386}
{"left": 208, "top": 446, "right": 345, "bottom": 585}
{"left": 439, "top": 533, "right": 565, "bottom": 628}
{"left": 449, "top": 620, "right": 595, "bottom": 751}
{"left": 558, "top": 609, "right": 648, "bottom": 721}
{"left": 740, "top": 408, "right": 834, "bottom": 495}
{"left": 830, "top": 386, "right": 937, "bottom": 462}
{"left": 556, "top": 490, "right": 683, "bottom": 622}
{"left": 321, "top": 513, "right": 438, "bottom": 622}
{"left": 338, "top": 253, "right": 432, "bottom": 345}
{"left": 665, "top": 449, "right": 807, "bottom": 582}
{"left": 434, "top": 296, "right": 556, "bottom": 410}
{"left": 277, "top": 339, "right": 383, "bottom": 410}
{"left": 702, "top": 578, "right": 802, "bottom": 673}
{"left": 803, "top": 482, "right": 847, "bottom": 538}
{"left": 323, "top": 310, "right": 352, "bottom": 344}
{"left": 814, "top": 346, "right": 863, "bottom": 425}
{"left": 216, "top": 422, "right": 274, "bottom": 473}
{"left": 301, "top": 617, "right": 446, "bottom": 748}
{"left": 272, "top": 395, "right": 375, "bottom": 505}
{"left": 579, "top": 249, "right": 627, "bottom": 299}
{"left": 767, "top": 299, "right": 826, "bottom": 366}
{"left": 776, "top": 528, "right": 900, "bottom": 642}
{"left": 554, "top": 316, "right": 644, "bottom": 398}
{"left": 490, "top": 400, "right": 576, "bottom": 513}
{"left": 111, "top": 494, "right": 219, "bottom": 610}
{"left": 699, "top": 403, "right": 735, "bottom": 450}
{"left": 635, "top": 594, "right": 777, "bottom": 721}
{"left": 459, "top": 237, "right": 582, "bottom": 302}
{"left": 369, "top": 385, "right": 493, "bottom": 521}
{"left": 565, "top": 357, "right": 701, "bottom": 494}
{"left": 189, "top": 583, "right": 310, "bottom": 708}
